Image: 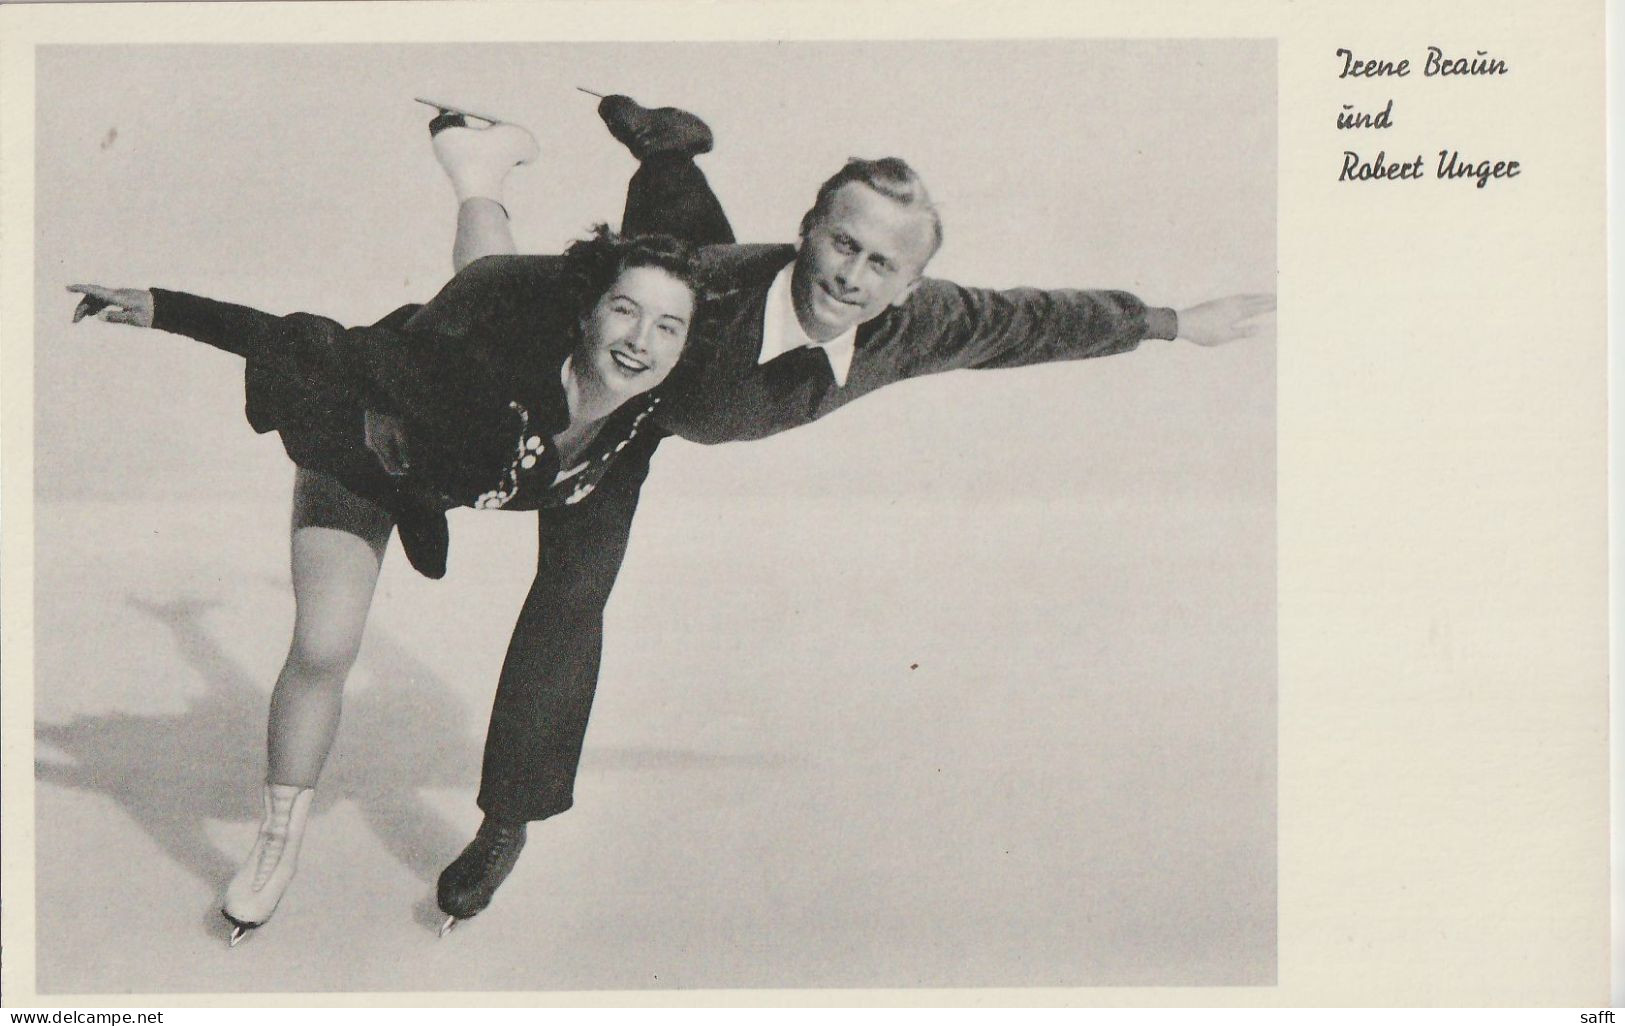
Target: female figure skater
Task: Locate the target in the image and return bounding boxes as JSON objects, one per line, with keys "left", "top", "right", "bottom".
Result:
{"left": 69, "top": 217, "right": 704, "bottom": 945}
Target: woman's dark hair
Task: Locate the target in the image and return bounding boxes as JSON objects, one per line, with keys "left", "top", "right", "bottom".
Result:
{"left": 559, "top": 224, "right": 708, "bottom": 325}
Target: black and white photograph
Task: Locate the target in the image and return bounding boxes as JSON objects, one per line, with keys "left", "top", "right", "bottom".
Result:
{"left": 31, "top": 32, "right": 1274, "bottom": 997}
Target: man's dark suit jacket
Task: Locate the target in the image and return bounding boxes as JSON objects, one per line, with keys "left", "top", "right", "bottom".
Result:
{"left": 401, "top": 244, "right": 1179, "bottom": 822}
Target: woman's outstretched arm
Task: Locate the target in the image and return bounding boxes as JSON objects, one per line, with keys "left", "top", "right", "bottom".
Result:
{"left": 68, "top": 283, "right": 418, "bottom": 417}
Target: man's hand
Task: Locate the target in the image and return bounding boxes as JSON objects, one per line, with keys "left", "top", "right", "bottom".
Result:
{"left": 364, "top": 411, "right": 412, "bottom": 476}
{"left": 1175, "top": 294, "right": 1275, "bottom": 347}
{"left": 67, "top": 284, "right": 155, "bottom": 328}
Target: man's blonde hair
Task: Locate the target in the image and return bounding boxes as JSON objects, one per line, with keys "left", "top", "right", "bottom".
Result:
{"left": 799, "top": 157, "right": 943, "bottom": 262}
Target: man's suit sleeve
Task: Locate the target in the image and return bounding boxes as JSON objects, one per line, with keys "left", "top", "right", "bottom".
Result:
{"left": 894, "top": 278, "right": 1179, "bottom": 373}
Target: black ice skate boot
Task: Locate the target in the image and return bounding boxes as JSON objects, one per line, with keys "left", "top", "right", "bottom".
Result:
{"left": 436, "top": 814, "right": 528, "bottom": 936}
{"left": 592, "top": 92, "right": 715, "bottom": 161}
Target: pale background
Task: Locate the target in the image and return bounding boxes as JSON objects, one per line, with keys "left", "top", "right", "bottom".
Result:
{"left": 0, "top": 0, "right": 1609, "bottom": 1009}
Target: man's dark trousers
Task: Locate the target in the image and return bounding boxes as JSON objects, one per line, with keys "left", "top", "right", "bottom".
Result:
{"left": 476, "top": 156, "right": 732, "bottom": 821}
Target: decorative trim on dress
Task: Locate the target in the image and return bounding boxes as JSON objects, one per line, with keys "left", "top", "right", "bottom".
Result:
{"left": 473, "top": 402, "right": 532, "bottom": 510}
{"left": 475, "top": 393, "right": 665, "bottom": 510}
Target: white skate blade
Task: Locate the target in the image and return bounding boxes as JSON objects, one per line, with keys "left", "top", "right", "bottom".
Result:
{"left": 438, "top": 915, "right": 460, "bottom": 938}
{"left": 414, "top": 97, "right": 505, "bottom": 125}
{"left": 228, "top": 924, "right": 252, "bottom": 948}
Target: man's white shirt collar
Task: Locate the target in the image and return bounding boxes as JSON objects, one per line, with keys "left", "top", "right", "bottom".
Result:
{"left": 757, "top": 262, "right": 856, "bottom": 388}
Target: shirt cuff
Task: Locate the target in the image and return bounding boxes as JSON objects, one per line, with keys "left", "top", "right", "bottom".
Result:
{"left": 1144, "top": 306, "right": 1178, "bottom": 341}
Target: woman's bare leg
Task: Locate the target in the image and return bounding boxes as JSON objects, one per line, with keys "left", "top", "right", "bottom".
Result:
{"left": 265, "top": 467, "right": 392, "bottom": 786}
{"left": 451, "top": 198, "right": 517, "bottom": 272}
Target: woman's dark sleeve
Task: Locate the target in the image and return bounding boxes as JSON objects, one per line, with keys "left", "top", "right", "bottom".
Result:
{"left": 149, "top": 287, "right": 413, "bottom": 414}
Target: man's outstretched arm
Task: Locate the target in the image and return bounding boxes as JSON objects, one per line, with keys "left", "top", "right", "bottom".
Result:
{"left": 885, "top": 278, "right": 1273, "bottom": 374}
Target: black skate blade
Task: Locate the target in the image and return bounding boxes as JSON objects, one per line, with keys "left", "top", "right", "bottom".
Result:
{"left": 575, "top": 87, "right": 606, "bottom": 98}
{"left": 414, "top": 97, "right": 504, "bottom": 125}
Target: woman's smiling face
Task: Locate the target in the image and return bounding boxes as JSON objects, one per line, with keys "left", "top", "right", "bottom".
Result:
{"left": 580, "top": 264, "right": 695, "bottom": 401}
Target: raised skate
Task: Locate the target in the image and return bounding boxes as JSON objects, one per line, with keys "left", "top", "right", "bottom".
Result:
{"left": 435, "top": 814, "right": 527, "bottom": 936}
{"left": 419, "top": 99, "right": 539, "bottom": 205}
{"left": 221, "top": 783, "right": 315, "bottom": 947}
{"left": 592, "top": 92, "right": 715, "bottom": 160}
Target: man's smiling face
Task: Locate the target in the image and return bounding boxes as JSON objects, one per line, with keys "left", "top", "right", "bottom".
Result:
{"left": 791, "top": 181, "right": 937, "bottom": 342}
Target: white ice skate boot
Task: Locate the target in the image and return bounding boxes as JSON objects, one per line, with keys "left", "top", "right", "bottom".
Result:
{"left": 221, "top": 783, "right": 315, "bottom": 946}
{"left": 421, "top": 99, "right": 540, "bottom": 205}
